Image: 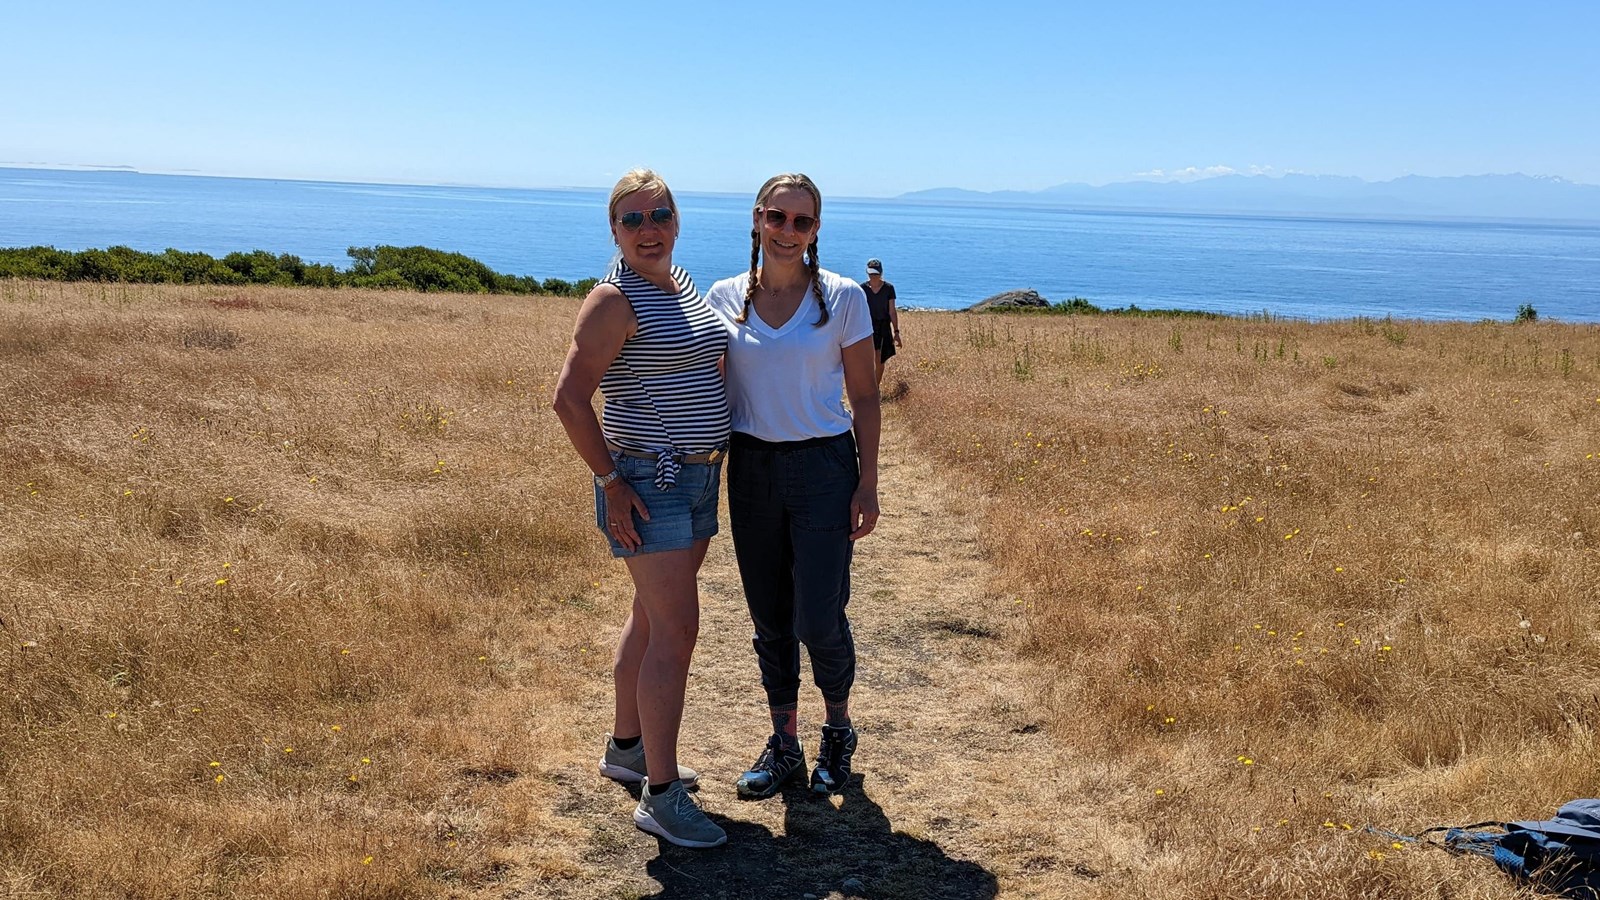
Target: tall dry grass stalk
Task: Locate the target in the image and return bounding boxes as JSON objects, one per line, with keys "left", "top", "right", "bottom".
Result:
{"left": 1, "top": 281, "right": 612, "bottom": 898}
{"left": 895, "top": 312, "right": 1600, "bottom": 897}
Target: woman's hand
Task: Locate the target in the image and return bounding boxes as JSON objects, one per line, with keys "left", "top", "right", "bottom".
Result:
{"left": 849, "top": 481, "right": 879, "bottom": 541}
{"left": 604, "top": 480, "right": 651, "bottom": 552}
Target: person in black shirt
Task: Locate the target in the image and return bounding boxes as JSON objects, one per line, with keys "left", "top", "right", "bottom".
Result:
{"left": 862, "top": 258, "right": 901, "bottom": 386}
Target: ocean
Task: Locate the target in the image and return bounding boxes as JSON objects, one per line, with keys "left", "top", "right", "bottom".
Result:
{"left": 3, "top": 167, "right": 1597, "bottom": 323}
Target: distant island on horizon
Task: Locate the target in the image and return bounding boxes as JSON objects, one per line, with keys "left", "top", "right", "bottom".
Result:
{"left": 6, "top": 164, "right": 1600, "bottom": 222}
{"left": 898, "top": 173, "right": 1600, "bottom": 222}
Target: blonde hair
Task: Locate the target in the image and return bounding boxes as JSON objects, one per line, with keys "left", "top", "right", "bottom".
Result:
{"left": 607, "top": 168, "right": 678, "bottom": 223}
{"left": 737, "top": 173, "right": 828, "bottom": 327}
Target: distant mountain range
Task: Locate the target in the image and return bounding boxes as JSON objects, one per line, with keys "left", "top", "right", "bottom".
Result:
{"left": 898, "top": 174, "right": 1600, "bottom": 221}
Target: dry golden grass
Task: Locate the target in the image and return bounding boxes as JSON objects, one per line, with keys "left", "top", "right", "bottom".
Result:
{"left": 3, "top": 280, "right": 1597, "bottom": 899}
{"left": 1, "top": 281, "right": 611, "bottom": 898}
{"left": 892, "top": 312, "right": 1600, "bottom": 898}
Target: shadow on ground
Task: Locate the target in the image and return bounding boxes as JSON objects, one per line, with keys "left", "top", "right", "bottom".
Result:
{"left": 642, "top": 775, "right": 998, "bottom": 900}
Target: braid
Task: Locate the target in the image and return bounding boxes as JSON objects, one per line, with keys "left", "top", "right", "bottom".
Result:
{"left": 807, "top": 239, "right": 829, "bottom": 326}
{"left": 737, "top": 227, "right": 759, "bottom": 323}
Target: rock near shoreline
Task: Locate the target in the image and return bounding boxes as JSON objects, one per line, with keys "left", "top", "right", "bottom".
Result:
{"left": 967, "top": 289, "right": 1049, "bottom": 311}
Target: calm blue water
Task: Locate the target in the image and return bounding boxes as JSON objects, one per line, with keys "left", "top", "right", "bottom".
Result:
{"left": 3, "top": 167, "right": 1598, "bottom": 323}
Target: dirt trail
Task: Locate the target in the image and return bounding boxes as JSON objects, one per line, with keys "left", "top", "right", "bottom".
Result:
{"left": 510, "top": 412, "right": 1095, "bottom": 899}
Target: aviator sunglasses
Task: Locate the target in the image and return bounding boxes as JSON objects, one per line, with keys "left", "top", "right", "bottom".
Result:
{"left": 759, "top": 207, "right": 818, "bottom": 232}
{"left": 616, "top": 207, "right": 675, "bottom": 230}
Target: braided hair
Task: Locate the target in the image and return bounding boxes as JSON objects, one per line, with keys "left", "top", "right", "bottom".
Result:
{"left": 804, "top": 238, "right": 826, "bottom": 326}
{"left": 737, "top": 226, "right": 761, "bottom": 324}
{"left": 736, "top": 173, "right": 829, "bottom": 327}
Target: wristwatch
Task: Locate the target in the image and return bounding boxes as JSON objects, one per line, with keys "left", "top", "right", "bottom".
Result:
{"left": 594, "top": 468, "right": 622, "bottom": 490}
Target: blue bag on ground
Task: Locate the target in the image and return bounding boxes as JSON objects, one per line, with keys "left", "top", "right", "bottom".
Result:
{"left": 1430, "top": 799, "right": 1600, "bottom": 898}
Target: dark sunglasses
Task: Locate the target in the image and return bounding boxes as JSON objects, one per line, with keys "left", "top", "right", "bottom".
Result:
{"left": 616, "top": 207, "right": 674, "bottom": 230}
{"left": 760, "top": 207, "right": 817, "bottom": 232}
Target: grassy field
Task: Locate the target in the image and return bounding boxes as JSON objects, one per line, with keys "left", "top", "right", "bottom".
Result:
{"left": 1, "top": 280, "right": 1597, "bottom": 898}
{"left": 1, "top": 281, "right": 611, "bottom": 898}
{"left": 893, "top": 311, "right": 1600, "bottom": 896}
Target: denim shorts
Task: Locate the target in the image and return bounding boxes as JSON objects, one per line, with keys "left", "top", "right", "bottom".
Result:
{"left": 594, "top": 452, "right": 722, "bottom": 558}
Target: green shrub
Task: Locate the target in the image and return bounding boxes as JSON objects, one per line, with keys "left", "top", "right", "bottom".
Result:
{"left": 0, "top": 244, "right": 578, "bottom": 296}
{"left": 347, "top": 270, "right": 412, "bottom": 290}
{"left": 1054, "top": 297, "right": 1102, "bottom": 314}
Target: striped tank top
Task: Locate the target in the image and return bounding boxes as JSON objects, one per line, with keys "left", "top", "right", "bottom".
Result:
{"left": 598, "top": 261, "right": 731, "bottom": 460}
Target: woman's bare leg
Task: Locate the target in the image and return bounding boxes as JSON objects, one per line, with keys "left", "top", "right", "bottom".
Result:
{"left": 619, "top": 538, "right": 710, "bottom": 785}
{"left": 611, "top": 593, "right": 648, "bottom": 738}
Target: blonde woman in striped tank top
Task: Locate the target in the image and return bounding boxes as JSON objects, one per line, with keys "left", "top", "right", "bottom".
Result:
{"left": 553, "top": 169, "right": 730, "bottom": 849}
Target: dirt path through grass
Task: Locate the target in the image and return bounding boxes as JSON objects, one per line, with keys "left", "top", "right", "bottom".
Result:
{"left": 502, "top": 409, "right": 1097, "bottom": 899}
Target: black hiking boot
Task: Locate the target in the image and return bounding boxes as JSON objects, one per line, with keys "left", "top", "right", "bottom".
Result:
{"left": 735, "top": 734, "right": 805, "bottom": 800}
{"left": 810, "top": 724, "right": 858, "bottom": 795}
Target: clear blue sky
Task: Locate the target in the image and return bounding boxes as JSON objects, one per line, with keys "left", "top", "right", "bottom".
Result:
{"left": 4, "top": 1, "right": 1597, "bottom": 196}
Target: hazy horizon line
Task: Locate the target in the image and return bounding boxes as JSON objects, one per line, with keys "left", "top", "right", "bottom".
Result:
{"left": 4, "top": 161, "right": 1597, "bottom": 198}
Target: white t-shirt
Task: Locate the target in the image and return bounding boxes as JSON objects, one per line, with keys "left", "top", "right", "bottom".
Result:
{"left": 704, "top": 268, "right": 874, "bottom": 442}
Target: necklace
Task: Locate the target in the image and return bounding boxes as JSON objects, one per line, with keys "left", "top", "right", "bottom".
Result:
{"left": 759, "top": 281, "right": 807, "bottom": 300}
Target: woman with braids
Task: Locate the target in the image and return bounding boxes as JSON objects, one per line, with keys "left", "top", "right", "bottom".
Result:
{"left": 703, "top": 172, "right": 881, "bottom": 799}
{"left": 553, "top": 169, "right": 729, "bottom": 848}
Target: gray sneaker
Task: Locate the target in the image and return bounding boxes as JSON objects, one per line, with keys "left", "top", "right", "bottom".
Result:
{"left": 598, "top": 734, "right": 700, "bottom": 788}
{"left": 634, "top": 780, "right": 727, "bottom": 848}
